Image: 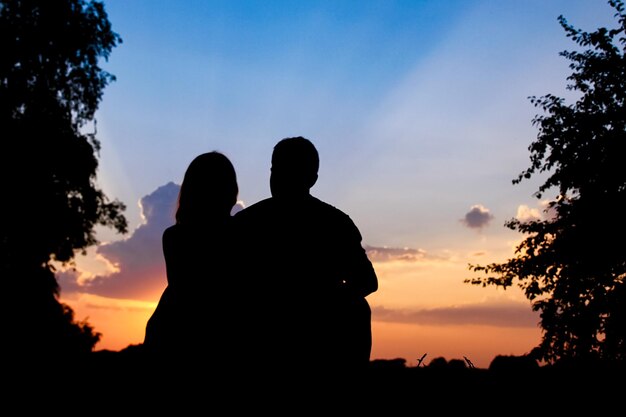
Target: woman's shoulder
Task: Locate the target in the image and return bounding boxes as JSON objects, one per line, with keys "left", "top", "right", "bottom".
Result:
{"left": 162, "top": 224, "right": 177, "bottom": 247}
{"left": 163, "top": 224, "right": 179, "bottom": 237}
{"left": 163, "top": 224, "right": 190, "bottom": 246}
{"left": 164, "top": 221, "right": 232, "bottom": 244}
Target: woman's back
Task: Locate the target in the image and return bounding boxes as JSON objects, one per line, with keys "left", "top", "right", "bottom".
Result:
{"left": 143, "top": 151, "right": 240, "bottom": 371}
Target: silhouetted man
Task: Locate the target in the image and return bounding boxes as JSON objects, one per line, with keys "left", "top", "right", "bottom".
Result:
{"left": 234, "top": 136, "right": 378, "bottom": 376}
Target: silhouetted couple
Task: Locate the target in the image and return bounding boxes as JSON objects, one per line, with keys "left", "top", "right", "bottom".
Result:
{"left": 143, "top": 137, "right": 378, "bottom": 378}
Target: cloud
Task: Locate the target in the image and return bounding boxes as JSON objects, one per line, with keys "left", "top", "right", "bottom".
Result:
{"left": 63, "top": 182, "right": 180, "bottom": 301}
{"left": 372, "top": 299, "right": 539, "bottom": 328}
{"left": 515, "top": 204, "right": 541, "bottom": 222}
{"left": 365, "top": 245, "right": 426, "bottom": 263}
{"left": 460, "top": 204, "right": 494, "bottom": 230}
{"left": 57, "top": 269, "right": 82, "bottom": 294}
{"left": 57, "top": 181, "right": 254, "bottom": 301}
{"left": 515, "top": 199, "right": 558, "bottom": 223}
{"left": 232, "top": 200, "right": 245, "bottom": 215}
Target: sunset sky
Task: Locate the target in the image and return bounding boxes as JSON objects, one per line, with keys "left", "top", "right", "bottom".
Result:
{"left": 57, "top": 0, "right": 614, "bottom": 369}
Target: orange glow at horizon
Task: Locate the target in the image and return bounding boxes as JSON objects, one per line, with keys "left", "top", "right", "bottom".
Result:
{"left": 60, "top": 293, "right": 156, "bottom": 351}
{"left": 62, "top": 293, "right": 542, "bottom": 370}
{"left": 60, "top": 244, "right": 544, "bottom": 370}
{"left": 371, "top": 321, "right": 541, "bottom": 369}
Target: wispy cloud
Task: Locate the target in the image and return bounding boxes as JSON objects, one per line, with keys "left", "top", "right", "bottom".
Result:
{"left": 372, "top": 299, "right": 539, "bottom": 328}
{"left": 365, "top": 245, "right": 426, "bottom": 263}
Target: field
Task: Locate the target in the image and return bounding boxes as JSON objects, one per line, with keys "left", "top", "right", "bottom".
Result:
{"left": 4, "top": 349, "right": 623, "bottom": 412}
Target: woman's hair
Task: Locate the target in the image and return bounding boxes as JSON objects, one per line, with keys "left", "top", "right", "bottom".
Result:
{"left": 175, "top": 151, "right": 238, "bottom": 224}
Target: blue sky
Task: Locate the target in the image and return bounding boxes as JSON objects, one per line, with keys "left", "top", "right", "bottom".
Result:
{"left": 95, "top": 0, "right": 611, "bottom": 244}
{"left": 61, "top": 0, "right": 616, "bottom": 366}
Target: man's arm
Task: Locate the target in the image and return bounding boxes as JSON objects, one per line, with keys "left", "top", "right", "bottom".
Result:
{"left": 342, "top": 217, "right": 378, "bottom": 298}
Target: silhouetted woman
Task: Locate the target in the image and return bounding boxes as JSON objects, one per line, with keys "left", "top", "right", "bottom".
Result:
{"left": 143, "top": 151, "right": 239, "bottom": 367}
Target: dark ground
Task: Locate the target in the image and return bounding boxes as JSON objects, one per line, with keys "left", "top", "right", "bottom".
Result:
{"left": 4, "top": 350, "right": 624, "bottom": 412}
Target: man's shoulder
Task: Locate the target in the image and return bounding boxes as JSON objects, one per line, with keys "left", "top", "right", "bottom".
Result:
{"left": 233, "top": 195, "right": 354, "bottom": 225}
{"left": 233, "top": 197, "right": 274, "bottom": 220}
{"left": 309, "top": 196, "right": 351, "bottom": 219}
{"left": 239, "top": 197, "right": 274, "bottom": 211}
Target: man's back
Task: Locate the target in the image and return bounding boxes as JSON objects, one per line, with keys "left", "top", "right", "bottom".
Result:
{"left": 233, "top": 136, "right": 378, "bottom": 376}
{"left": 234, "top": 193, "right": 377, "bottom": 374}
{"left": 236, "top": 194, "right": 376, "bottom": 289}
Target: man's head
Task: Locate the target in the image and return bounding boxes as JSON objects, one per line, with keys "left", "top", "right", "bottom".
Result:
{"left": 270, "top": 136, "right": 319, "bottom": 198}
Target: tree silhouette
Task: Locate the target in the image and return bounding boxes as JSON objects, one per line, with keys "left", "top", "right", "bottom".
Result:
{"left": 467, "top": 0, "right": 626, "bottom": 364}
{"left": 0, "top": 0, "right": 127, "bottom": 357}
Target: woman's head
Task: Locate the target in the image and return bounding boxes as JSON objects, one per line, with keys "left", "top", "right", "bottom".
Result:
{"left": 175, "top": 151, "right": 238, "bottom": 224}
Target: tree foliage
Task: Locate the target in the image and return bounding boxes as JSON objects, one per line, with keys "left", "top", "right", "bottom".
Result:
{"left": 0, "top": 0, "right": 127, "bottom": 356}
{"left": 467, "top": 0, "right": 626, "bottom": 364}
